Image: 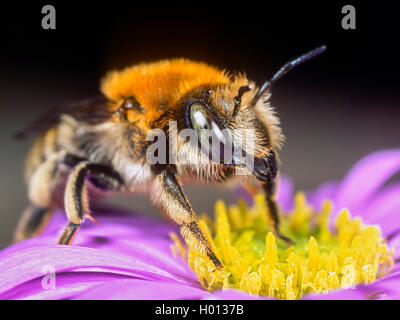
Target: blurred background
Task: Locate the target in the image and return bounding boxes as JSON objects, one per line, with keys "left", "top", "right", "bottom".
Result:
{"left": 0, "top": 2, "right": 399, "bottom": 248}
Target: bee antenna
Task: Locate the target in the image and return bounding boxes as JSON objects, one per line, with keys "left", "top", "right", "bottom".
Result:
{"left": 232, "top": 85, "right": 252, "bottom": 117}
{"left": 256, "top": 45, "right": 327, "bottom": 100}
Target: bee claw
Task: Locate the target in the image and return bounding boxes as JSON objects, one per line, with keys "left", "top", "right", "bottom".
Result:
{"left": 272, "top": 229, "right": 295, "bottom": 247}
{"left": 212, "top": 264, "right": 223, "bottom": 272}
{"left": 277, "top": 233, "right": 294, "bottom": 246}
{"left": 87, "top": 215, "right": 100, "bottom": 226}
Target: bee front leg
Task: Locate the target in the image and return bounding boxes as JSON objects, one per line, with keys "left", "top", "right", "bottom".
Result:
{"left": 263, "top": 177, "right": 294, "bottom": 245}
{"left": 58, "top": 161, "right": 124, "bottom": 245}
{"left": 152, "top": 167, "right": 222, "bottom": 269}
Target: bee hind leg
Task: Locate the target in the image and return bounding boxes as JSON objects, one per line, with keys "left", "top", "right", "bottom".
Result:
{"left": 14, "top": 151, "right": 69, "bottom": 242}
{"left": 14, "top": 205, "right": 54, "bottom": 242}
{"left": 152, "top": 167, "right": 222, "bottom": 270}
{"left": 58, "top": 161, "right": 124, "bottom": 245}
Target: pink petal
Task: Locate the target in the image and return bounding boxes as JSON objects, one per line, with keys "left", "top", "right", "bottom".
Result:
{"left": 0, "top": 245, "right": 198, "bottom": 299}
{"left": 304, "top": 270, "right": 400, "bottom": 300}
{"left": 307, "top": 181, "right": 339, "bottom": 211}
{"left": 235, "top": 174, "right": 294, "bottom": 212}
{"left": 0, "top": 209, "right": 202, "bottom": 299}
{"left": 73, "top": 278, "right": 213, "bottom": 300}
{"left": 362, "top": 183, "right": 400, "bottom": 245}
{"left": 335, "top": 149, "right": 400, "bottom": 216}
{"left": 2, "top": 272, "right": 134, "bottom": 300}
{"left": 276, "top": 175, "right": 295, "bottom": 212}
{"left": 75, "top": 280, "right": 266, "bottom": 300}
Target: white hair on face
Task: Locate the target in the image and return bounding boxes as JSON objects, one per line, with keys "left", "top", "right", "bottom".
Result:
{"left": 211, "top": 121, "right": 227, "bottom": 144}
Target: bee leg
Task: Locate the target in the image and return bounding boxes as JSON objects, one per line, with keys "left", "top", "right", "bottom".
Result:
{"left": 263, "top": 178, "right": 294, "bottom": 245}
{"left": 58, "top": 161, "right": 124, "bottom": 245}
{"left": 14, "top": 206, "right": 53, "bottom": 242}
{"left": 242, "top": 179, "right": 263, "bottom": 196}
{"left": 152, "top": 167, "right": 222, "bottom": 269}
{"left": 14, "top": 151, "right": 67, "bottom": 242}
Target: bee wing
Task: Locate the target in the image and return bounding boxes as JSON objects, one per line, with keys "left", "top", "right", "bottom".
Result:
{"left": 15, "top": 96, "right": 113, "bottom": 140}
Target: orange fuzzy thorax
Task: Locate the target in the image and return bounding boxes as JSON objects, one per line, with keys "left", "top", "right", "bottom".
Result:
{"left": 101, "top": 59, "right": 231, "bottom": 127}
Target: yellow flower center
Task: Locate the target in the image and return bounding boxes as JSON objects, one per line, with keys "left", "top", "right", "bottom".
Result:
{"left": 170, "top": 192, "right": 394, "bottom": 299}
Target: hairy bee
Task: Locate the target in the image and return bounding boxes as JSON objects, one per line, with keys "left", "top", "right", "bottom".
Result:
{"left": 16, "top": 46, "right": 325, "bottom": 268}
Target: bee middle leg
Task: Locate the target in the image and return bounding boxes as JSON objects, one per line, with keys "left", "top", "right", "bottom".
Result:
{"left": 152, "top": 167, "right": 222, "bottom": 269}
{"left": 58, "top": 161, "right": 124, "bottom": 245}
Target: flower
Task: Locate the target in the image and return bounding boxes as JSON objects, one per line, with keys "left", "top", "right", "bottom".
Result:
{"left": 0, "top": 149, "right": 399, "bottom": 300}
{"left": 172, "top": 192, "right": 394, "bottom": 299}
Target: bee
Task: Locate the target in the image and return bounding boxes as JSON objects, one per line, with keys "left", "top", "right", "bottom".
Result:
{"left": 15, "top": 46, "right": 326, "bottom": 269}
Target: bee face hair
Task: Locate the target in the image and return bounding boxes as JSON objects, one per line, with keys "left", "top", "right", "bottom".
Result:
{"left": 171, "top": 76, "right": 283, "bottom": 179}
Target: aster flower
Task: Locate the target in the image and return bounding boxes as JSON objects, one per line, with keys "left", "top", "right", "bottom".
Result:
{"left": 0, "top": 149, "right": 399, "bottom": 300}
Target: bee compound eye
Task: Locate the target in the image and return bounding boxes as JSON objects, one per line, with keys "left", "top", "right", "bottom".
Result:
{"left": 190, "top": 103, "right": 211, "bottom": 130}
{"left": 189, "top": 102, "right": 233, "bottom": 163}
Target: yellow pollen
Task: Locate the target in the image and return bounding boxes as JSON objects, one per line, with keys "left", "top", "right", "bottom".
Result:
{"left": 170, "top": 192, "right": 394, "bottom": 299}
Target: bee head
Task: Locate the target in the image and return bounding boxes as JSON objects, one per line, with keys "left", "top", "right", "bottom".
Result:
{"left": 180, "top": 46, "right": 326, "bottom": 180}
{"left": 179, "top": 76, "right": 283, "bottom": 181}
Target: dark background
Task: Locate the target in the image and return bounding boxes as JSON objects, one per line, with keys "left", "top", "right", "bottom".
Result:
{"left": 0, "top": 2, "right": 399, "bottom": 248}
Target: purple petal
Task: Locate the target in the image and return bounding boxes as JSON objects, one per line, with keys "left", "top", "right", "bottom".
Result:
{"left": 303, "top": 270, "right": 400, "bottom": 300}
{"left": 306, "top": 181, "right": 339, "bottom": 211}
{"left": 0, "top": 209, "right": 202, "bottom": 299}
{"left": 334, "top": 149, "right": 400, "bottom": 216}
{"left": 73, "top": 278, "right": 214, "bottom": 300}
{"left": 276, "top": 175, "right": 294, "bottom": 212}
{"left": 0, "top": 245, "right": 200, "bottom": 299}
{"left": 235, "top": 174, "right": 294, "bottom": 212}
{"left": 361, "top": 183, "right": 400, "bottom": 255}
{"left": 2, "top": 272, "right": 135, "bottom": 300}
{"left": 75, "top": 280, "right": 266, "bottom": 300}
